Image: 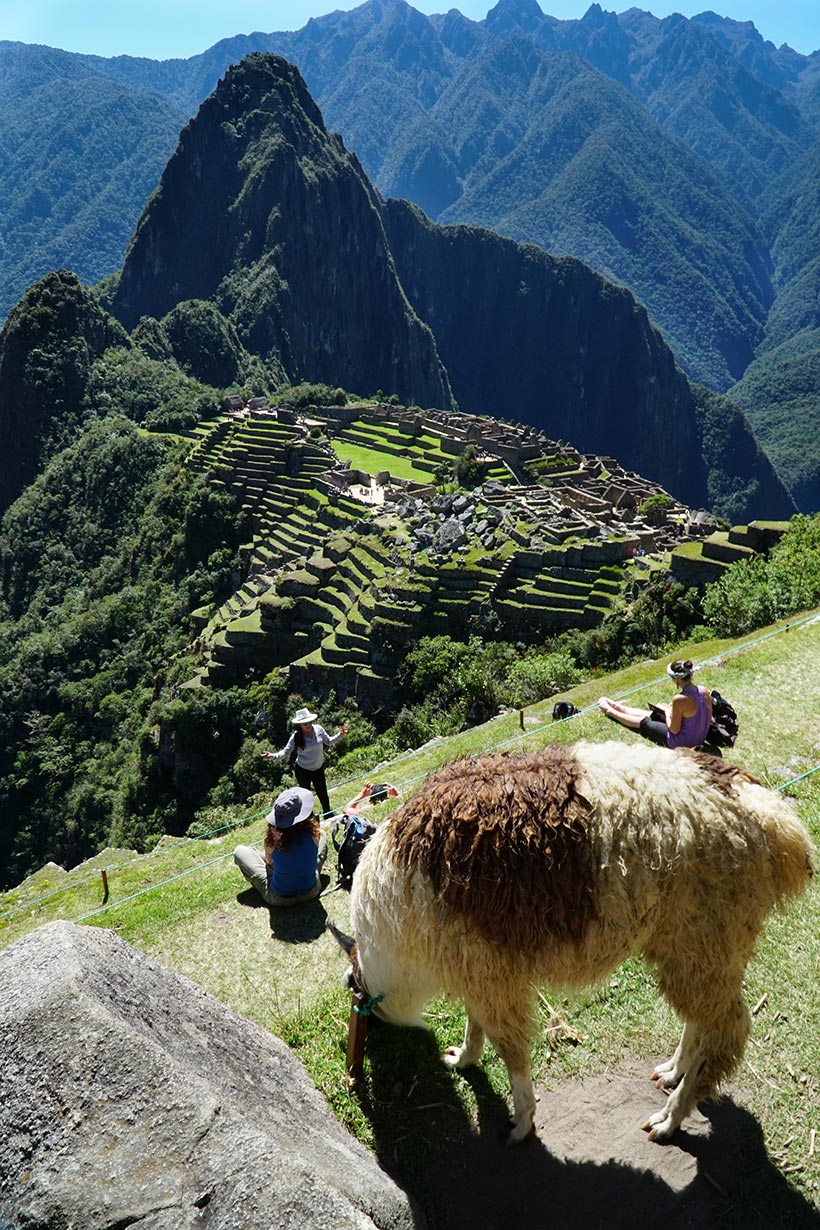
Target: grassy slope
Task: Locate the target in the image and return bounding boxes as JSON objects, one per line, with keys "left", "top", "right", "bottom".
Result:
{"left": 1, "top": 612, "right": 819, "bottom": 1215}
{"left": 331, "top": 438, "right": 439, "bottom": 481}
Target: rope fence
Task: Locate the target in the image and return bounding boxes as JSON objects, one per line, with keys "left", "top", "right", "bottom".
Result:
{"left": 3, "top": 609, "right": 818, "bottom": 928}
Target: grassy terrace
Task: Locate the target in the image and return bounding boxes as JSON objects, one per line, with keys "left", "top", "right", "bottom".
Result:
{"left": 331, "top": 415, "right": 455, "bottom": 477}
{"left": 331, "top": 440, "right": 428, "bottom": 482}
{"left": 2, "top": 613, "right": 819, "bottom": 1227}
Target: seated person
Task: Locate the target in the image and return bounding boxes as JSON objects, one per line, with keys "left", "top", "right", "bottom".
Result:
{"left": 342, "top": 781, "right": 399, "bottom": 814}
{"left": 234, "top": 786, "right": 327, "bottom": 907}
{"left": 598, "top": 659, "right": 713, "bottom": 750}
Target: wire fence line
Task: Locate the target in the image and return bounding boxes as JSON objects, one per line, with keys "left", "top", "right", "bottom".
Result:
{"left": 3, "top": 610, "right": 819, "bottom": 927}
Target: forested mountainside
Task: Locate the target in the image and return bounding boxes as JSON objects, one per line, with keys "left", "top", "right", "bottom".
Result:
{"left": 0, "top": 42, "right": 185, "bottom": 323}
{"left": 1, "top": 3, "right": 819, "bottom": 508}
{"left": 102, "top": 53, "right": 789, "bottom": 522}
{"left": 0, "top": 52, "right": 801, "bottom": 886}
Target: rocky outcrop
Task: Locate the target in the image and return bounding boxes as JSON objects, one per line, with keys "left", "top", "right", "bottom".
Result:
{"left": 0, "top": 920, "right": 417, "bottom": 1230}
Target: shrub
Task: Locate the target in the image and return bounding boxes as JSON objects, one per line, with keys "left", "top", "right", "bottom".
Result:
{"left": 702, "top": 513, "right": 820, "bottom": 637}
{"left": 391, "top": 701, "right": 455, "bottom": 750}
{"left": 703, "top": 556, "right": 781, "bottom": 637}
{"left": 400, "top": 635, "right": 472, "bottom": 703}
{"left": 504, "top": 651, "right": 581, "bottom": 708}
{"left": 638, "top": 493, "right": 673, "bottom": 526}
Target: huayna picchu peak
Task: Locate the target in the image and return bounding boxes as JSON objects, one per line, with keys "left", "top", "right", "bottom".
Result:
{"left": 110, "top": 54, "right": 452, "bottom": 414}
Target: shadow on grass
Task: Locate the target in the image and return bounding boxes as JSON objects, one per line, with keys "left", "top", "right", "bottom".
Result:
{"left": 235, "top": 884, "right": 330, "bottom": 943}
{"left": 354, "top": 1023, "right": 820, "bottom": 1230}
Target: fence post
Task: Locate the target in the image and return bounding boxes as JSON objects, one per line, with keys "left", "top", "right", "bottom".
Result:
{"left": 101, "top": 869, "right": 109, "bottom": 905}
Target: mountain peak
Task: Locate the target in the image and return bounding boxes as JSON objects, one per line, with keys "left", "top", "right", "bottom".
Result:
{"left": 485, "top": 0, "right": 545, "bottom": 36}
{"left": 110, "top": 52, "right": 451, "bottom": 407}
{"left": 581, "top": 3, "right": 619, "bottom": 30}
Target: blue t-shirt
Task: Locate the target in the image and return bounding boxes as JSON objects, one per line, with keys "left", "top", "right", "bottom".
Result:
{"left": 268, "top": 830, "right": 319, "bottom": 896}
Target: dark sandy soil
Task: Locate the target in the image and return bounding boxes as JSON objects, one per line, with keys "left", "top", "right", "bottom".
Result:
{"left": 400, "top": 1062, "right": 820, "bottom": 1230}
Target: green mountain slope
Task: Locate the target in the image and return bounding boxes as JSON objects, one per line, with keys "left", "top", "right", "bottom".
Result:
{"left": 613, "top": 9, "right": 812, "bottom": 206}
{"left": 0, "top": 42, "right": 185, "bottom": 322}
{"left": 0, "top": 271, "right": 127, "bottom": 514}
{"left": 425, "top": 42, "right": 772, "bottom": 388}
{"left": 730, "top": 329, "right": 820, "bottom": 512}
{"left": 726, "top": 139, "right": 820, "bottom": 511}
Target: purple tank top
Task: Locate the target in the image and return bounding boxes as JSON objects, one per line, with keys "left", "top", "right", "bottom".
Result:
{"left": 666, "top": 685, "right": 712, "bottom": 749}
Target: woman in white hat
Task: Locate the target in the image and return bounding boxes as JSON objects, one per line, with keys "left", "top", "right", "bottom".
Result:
{"left": 233, "top": 786, "right": 327, "bottom": 906}
{"left": 261, "top": 708, "right": 348, "bottom": 818}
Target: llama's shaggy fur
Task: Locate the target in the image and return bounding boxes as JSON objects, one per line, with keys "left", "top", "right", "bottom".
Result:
{"left": 342, "top": 740, "right": 814, "bottom": 1145}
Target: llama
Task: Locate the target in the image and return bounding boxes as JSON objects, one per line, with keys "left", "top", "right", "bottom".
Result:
{"left": 331, "top": 740, "right": 814, "bottom": 1145}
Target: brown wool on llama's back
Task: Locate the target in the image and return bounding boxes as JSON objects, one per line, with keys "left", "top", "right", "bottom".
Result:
{"left": 387, "top": 744, "right": 598, "bottom": 950}
{"left": 680, "top": 749, "right": 762, "bottom": 794}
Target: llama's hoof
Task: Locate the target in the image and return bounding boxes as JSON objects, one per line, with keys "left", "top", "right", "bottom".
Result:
{"left": 504, "top": 1118, "right": 536, "bottom": 1147}
{"left": 442, "top": 1045, "right": 469, "bottom": 1070}
{"left": 650, "top": 1059, "right": 680, "bottom": 1089}
{"left": 642, "top": 1106, "right": 678, "bottom": 1143}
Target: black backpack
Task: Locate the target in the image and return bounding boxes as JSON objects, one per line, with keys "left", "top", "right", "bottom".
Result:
{"left": 706, "top": 690, "right": 739, "bottom": 749}
{"left": 331, "top": 813, "right": 377, "bottom": 889}
{"left": 552, "top": 701, "right": 578, "bottom": 722}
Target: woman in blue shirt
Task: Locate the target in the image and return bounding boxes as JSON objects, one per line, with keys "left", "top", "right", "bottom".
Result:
{"left": 233, "top": 786, "right": 327, "bottom": 906}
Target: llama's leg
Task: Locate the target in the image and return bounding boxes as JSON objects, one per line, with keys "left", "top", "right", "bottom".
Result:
{"left": 441, "top": 1014, "right": 534, "bottom": 1142}
{"left": 506, "top": 1064, "right": 537, "bottom": 1145}
{"left": 442, "top": 1014, "right": 485, "bottom": 1070}
{"left": 644, "top": 995, "right": 751, "bottom": 1142}
{"left": 651, "top": 1021, "right": 699, "bottom": 1089}
{"left": 482, "top": 1017, "right": 537, "bottom": 1145}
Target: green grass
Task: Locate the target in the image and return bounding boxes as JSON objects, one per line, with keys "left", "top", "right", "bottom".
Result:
{"left": 2, "top": 612, "right": 820, "bottom": 1219}
{"left": 331, "top": 440, "right": 427, "bottom": 483}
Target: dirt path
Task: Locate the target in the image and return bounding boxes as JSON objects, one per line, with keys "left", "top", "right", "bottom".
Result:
{"left": 404, "top": 1063, "right": 820, "bottom": 1229}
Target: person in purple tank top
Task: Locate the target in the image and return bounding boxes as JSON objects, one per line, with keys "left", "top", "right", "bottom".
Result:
{"left": 597, "top": 659, "right": 713, "bottom": 750}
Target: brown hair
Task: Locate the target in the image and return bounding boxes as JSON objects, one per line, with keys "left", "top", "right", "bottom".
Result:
{"left": 668, "top": 659, "right": 694, "bottom": 681}
{"left": 265, "top": 815, "right": 320, "bottom": 852}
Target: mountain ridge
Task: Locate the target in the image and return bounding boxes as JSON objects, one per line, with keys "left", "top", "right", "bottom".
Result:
{"left": 1, "top": 7, "right": 819, "bottom": 505}
{"left": 103, "top": 51, "right": 791, "bottom": 521}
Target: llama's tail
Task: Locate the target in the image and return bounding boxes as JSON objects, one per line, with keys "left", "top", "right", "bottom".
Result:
{"left": 743, "top": 781, "right": 815, "bottom": 903}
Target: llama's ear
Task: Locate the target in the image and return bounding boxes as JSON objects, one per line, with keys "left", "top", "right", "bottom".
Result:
{"left": 327, "top": 917, "right": 356, "bottom": 956}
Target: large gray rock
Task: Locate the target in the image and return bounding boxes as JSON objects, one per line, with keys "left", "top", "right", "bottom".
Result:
{"left": 0, "top": 921, "right": 418, "bottom": 1230}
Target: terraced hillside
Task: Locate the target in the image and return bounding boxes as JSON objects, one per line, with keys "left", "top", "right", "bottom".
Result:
{"left": 180, "top": 399, "right": 732, "bottom": 704}
{"left": 670, "top": 522, "right": 789, "bottom": 585}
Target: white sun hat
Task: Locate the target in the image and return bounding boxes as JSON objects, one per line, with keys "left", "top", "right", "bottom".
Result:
{"left": 267, "top": 787, "right": 315, "bottom": 829}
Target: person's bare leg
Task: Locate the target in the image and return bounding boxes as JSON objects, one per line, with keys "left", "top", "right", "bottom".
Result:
{"left": 597, "top": 697, "right": 648, "bottom": 730}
